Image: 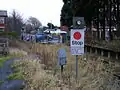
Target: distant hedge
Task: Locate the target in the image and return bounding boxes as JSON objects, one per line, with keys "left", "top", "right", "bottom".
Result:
{"left": 0, "top": 32, "right": 18, "bottom": 38}
{"left": 52, "top": 33, "right": 60, "bottom": 36}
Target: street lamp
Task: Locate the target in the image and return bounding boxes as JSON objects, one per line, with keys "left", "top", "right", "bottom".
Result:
{"left": 76, "top": 20, "right": 81, "bottom": 25}
{"left": 73, "top": 17, "right": 85, "bottom": 29}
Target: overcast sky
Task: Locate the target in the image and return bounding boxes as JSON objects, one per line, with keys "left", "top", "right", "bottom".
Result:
{"left": 0, "top": 0, "right": 63, "bottom": 26}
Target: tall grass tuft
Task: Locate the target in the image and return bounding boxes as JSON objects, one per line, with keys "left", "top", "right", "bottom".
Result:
{"left": 13, "top": 43, "right": 120, "bottom": 90}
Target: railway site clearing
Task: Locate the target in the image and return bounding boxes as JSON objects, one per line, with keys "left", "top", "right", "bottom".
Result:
{"left": 0, "top": 40, "right": 120, "bottom": 90}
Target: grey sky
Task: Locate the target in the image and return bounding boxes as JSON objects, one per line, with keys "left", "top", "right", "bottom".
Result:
{"left": 0, "top": 0, "right": 63, "bottom": 26}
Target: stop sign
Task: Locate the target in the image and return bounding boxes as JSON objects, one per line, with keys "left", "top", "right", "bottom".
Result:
{"left": 71, "top": 29, "right": 84, "bottom": 47}
{"left": 73, "top": 32, "right": 81, "bottom": 40}
{"left": 70, "top": 29, "right": 85, "bottom": 55}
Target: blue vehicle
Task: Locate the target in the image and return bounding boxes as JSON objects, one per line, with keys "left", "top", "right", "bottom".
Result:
{"left": 35, "top": 33, "right": 47, "bottom": 42}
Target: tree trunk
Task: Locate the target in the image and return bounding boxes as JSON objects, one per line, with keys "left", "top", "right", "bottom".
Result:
{"left": 109, "top": 1, "right": 112, "bottom": 41}
{"left": 102, "top": 3, "right": 105, "bottom": 40}
{"left": 97, "top": 6, "right": 100, "bottom": 40}
{"left": 117, "top": 0, "right": 120, "bottom": 38}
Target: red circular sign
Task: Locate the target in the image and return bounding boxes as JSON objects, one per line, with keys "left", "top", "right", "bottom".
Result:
{"left": 73, "top": 32, "right": 81, "bottom": 40}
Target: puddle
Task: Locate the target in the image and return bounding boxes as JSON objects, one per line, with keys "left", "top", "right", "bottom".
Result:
{"left": 0, "top": 58, "right": 24, "bottom": 90}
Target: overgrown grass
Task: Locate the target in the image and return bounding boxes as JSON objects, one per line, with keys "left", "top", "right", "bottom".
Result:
{"left": 0, "top": 47, "right": 28, "bottom": 68}
{"left": 0, "top": 80, "right": 4, "bottom": 85}
{"left": 7, "top": 72, "right": 23, "bottom": 80}
{"left": 0, "top": 56, "right": 13, "bottom": 67}
{"left": 12, "top": 43, "right": 120, "bottom": 90}
{"left": 6, "top": 48, "right": 28, "bottom": 80}
{"left": 9, "top": 48, "right": 28, "bottom": 57}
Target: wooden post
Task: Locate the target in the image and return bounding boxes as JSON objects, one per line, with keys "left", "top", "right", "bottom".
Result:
{"left": 101, "top": 50, "right": 104, "bottom": 56}
{"left": 95, "top": 49, "right": 98, "bottom": 54}
{"left": 90, "top": 47, "right": 92, "bottom": 53}
{"left": 108, "top": 52, "right": 110, "bottom": 58}
{"left": 85, "top": 46, "right": 87, "bottom": 53}
{"left": 116, "top": 53, "right": 119, "bottom": 60}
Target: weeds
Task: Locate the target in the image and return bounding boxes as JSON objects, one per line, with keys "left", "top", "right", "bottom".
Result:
{"left": 0, "top": 80, "right": 4, "bottom": 85}
{"left": 12, "top": 43, "right": 120, "bottom": 90}
{"left": 7, "top": 72, "right": 23, "bottom": 80}
{"left": 13, "top": 58, "right": 59, "bottom": 90}
{"left": 6, "top": 48, "right": 28, "bottom": 81}
{"left": 0, "top": 55, "right": 13, "bottom": 67}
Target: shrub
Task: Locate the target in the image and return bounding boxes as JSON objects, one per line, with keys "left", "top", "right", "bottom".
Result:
{"left": 8, "top": 32, "right": 18, "bottom": 38}
{"left": 0, "top": 31, "right": 18, "bottom": 38}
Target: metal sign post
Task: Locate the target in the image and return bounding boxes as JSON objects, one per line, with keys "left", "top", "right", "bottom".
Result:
{"left": 76, "top": 55, "right": 78, "bottom": 79}
{"left": 71, "top": 17, "right": 86, "bottom": 81}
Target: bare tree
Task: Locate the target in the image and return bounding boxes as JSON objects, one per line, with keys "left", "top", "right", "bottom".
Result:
{"left": 7, "top": 10, "right": 24, "bottom": 35}
{"left": 25, "top": 24, "right": 33, "bottom": 33}
{"left": 27, "top": 16, "right": 42, "bottom": 30}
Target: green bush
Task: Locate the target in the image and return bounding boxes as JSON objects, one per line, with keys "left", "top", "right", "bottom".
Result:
{"left": 7, "top": 72, "right": 24, "bottom": 80}
{"left": 8, "top": 32, "right": 18, "bottom": 37}
{"left": 0, "top": 32, "right": 18, "bottom": 38}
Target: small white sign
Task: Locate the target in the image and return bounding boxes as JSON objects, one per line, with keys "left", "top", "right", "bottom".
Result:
{"left": 70, "top": 29, "right": 85, "bottom": 55}
{"left": 0, "top": 10, "right": 7, "bottom": 16}
{"left": 70, "top": 47, "right": 84, "bottom": 55}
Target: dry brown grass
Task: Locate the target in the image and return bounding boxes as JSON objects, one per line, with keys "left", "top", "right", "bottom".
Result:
{"left": 13, "top": 43, "right": 120, "bottom": 90}
{"left": 9, "top": 39, "right": 32, "bottom": 53}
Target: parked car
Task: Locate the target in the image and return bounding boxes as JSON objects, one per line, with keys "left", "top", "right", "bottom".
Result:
{"left": 35, "top": 33, "right": 47, "bottom": 42}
